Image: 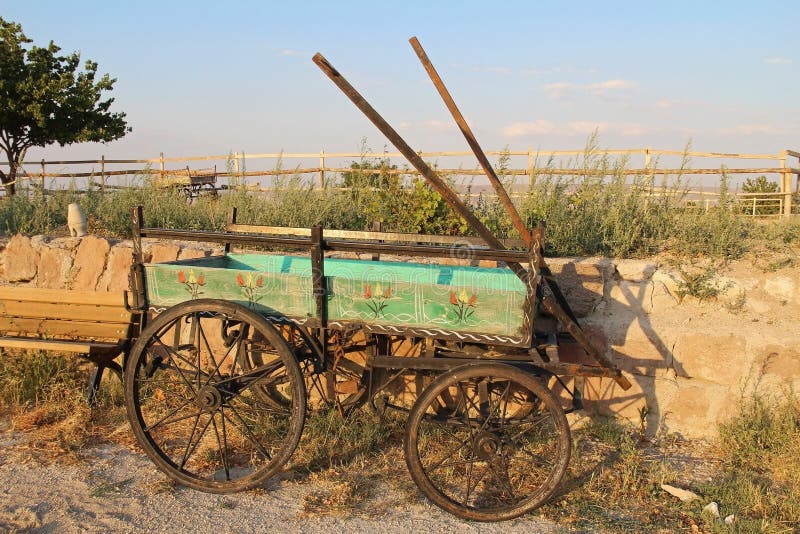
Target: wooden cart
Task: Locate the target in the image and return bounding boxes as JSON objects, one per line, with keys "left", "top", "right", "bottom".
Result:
{"left": 121, "top": 37, "right": 631, "bottom": 522}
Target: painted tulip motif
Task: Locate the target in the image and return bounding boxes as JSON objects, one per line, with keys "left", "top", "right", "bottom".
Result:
{"left": 364, "top": 283, "right": 392, "bottom": 318}
{"left": 178, "top": 269, "right": 205, "bottom": 299}
{"left": 449, "top": 289, "right": 477, "bottom": 322}
{"left": 237, "top": 272, "right": 265, "bottom": 308}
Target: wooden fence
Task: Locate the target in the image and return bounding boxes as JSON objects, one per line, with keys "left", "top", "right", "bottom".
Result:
{"left": 4, "top": 147, "right": 799, "bottom": 216}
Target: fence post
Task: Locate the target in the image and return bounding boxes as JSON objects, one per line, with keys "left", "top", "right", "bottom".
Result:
{"left": 233, "top": 152, "right": 240, "bottom": 188}
{"left": 319, "top": 150, "right": 325, "bottom": 189}
{"left": 101, "top": 155, "right": 106, "bottom": 193}
{"left": 40, "top": 159, "right": 45, "bottom": 197}
{"left": 240, "top": 151, "right": 246, "bottom": 187}
{"left": 781, "top": 150, "right": 792, "bottom": 217}
{"left": 159, "top": 152, "right": 165, "bottom": 182}
{"left": 527, "top": 146, "right": 534, "bottom": 189}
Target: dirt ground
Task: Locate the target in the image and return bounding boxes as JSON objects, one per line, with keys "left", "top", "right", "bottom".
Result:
{"left": 0, "top": 428, "right": 565, "bottom": 534}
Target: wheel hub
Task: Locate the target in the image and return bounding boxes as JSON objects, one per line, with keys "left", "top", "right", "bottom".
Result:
{"left": 196, "top": 385, "right": 223, "bottom": 412}
{"left": 474, "top": 432, "right": 501, "bottom": 461}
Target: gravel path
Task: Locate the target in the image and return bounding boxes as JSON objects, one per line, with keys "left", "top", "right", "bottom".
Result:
{"left": 0, "top": 431, "right": 564, "bottom": 533}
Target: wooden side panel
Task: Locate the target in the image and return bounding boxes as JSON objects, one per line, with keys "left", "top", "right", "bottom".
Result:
{"left": 0, "top": 337, "right": 121, "bottom": 354}
{"left": 0, "top": 287, "right": 130, "bottom": 307}
{"left": 0, "top": 318, "right": 132, "bottom": 341}
{"left": 0, "top": 301, "right": 132, "bottom": 323}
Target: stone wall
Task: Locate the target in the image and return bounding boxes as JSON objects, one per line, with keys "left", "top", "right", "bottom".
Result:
{"left": 2, "top": 233, "right": 798, "bottom": 439}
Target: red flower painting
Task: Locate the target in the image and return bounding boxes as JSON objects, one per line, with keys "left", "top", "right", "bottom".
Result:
{"left": 448, "top": 289, "right": 477, "bottom": 322}
{"left": 237, "top": 272, "right": 265, "bottom": 309}
{"left": 178, "top": 269, "right": 205, "bottom": 299}
{"left": 364, "top": 283, "right": 391, "bottom": 318}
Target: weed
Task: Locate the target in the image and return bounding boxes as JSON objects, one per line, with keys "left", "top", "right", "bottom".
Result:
{"left": 675, "top": 265, "right": 727, "bottom": 302}
{"left": 89, "top": 477, "right": 134, "bottom": 498}
{"left": 1, "top": 139, "right": 797, "bottom": 260}
{"left": 292, "top": 406, "right": 402, "bottom": 473}
{"left": 697, "top": 391, "right": 800, "bottom": 532}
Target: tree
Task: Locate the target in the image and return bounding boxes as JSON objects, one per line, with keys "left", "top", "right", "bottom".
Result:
{"left": 742, "top": 175, "right": 779, "bottom": 215}
{"left": 742, "top": 175, "right": 779, "bottom": 194}
{"left": 0, "top": 17, "right": 129, "bottom": 195}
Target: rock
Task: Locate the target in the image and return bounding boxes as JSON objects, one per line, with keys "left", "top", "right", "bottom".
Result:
{"left": 672, "top": 333, "right": 748, "bottom": 386}
{"left": 615, "top": 260, "right": 658, "bottom": 282}
{"left": 745, "top": 297, "right": 772, "bottom": 314}
{"left": 702, "top": 501, "right": 720, "bottom": 518}
{"left": 101, "top": 245, "right": 134, "bottom": 291}
{"left": 724, "top": 514, "right": 735, "bottom": 525}
{"left": 651, "top": 268, "right": 681, "bottom": 296}
{"left": 764, "top": 276, "right": 794, "bottom": 302}
{"left": 178, "top": 247, "right": 209, "bottom": 260}
{"left": 150, "top": 243, "right": 180, "bottom": 263}
{"left": 4, "top": 234, "right": 39, "bottom": 282}
{"left": 37, "top": 246, "right": 73, "bottom": 289}
{"left": 546, "top": 258, "right": 610, "bottom": 317}
{"left": 608, "top": 279, "right": 657, "bottom": 313}
{"left": 71, "top": 235, "right": 111, "bottom": 290}
{"left": 661, "top": 378, "right": 732, "bottom": 439}
{"left": 661, "top": 483, "right": 700, "bottom": 502}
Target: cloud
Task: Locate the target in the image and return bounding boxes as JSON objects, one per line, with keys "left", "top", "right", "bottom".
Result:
{"left": 565, "top": 121, "right": 607, "bottom": 135}
{"left": 655, "top": 99, "right": 681, "bottom": 110}
{"left": 278, "top": 49, "right": 304, "bottom": 56}
{"left": 717, "top": 124, "right": 784, "bottom": 135}
{"left": 544, "top": 82, "right": 579, "bottom": 100}
{"left": 471, "top": 66, "right": 513, "bottom": 75}
{"left": 422, "top": 120, "right": 456, "bottom": 132}
{"left": 545, "top": 79, "right": 638, "bottom": 100}
{"left": 764, "top": 57, "right": 792, "bottom": 65}
{"left": 502, "top": 120, "right": 648, "bottom": 137}
{"left": 502, "top": 120, "right": 556, "bottom": 137}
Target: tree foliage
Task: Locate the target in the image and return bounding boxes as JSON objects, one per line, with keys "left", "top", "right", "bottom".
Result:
{"left": 742, "top": 175, "right": 779, "bottom": 194}
{"left": 0, "top": 17, "right": 130, "bottom": 194}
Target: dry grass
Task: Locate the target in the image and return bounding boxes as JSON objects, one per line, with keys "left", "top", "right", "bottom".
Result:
{"left": 0, "top": 350, "right": 127, "bottom": 462}
{"left": 3, "top": 350, "right": 799, "bottom": 531}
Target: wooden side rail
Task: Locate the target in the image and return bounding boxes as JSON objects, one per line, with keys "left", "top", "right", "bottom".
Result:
{"left": 0, "top": 287, "right": 138, "bottom": 404}
{"left": 226, "top": 222, "right": 526, "bottom": 248}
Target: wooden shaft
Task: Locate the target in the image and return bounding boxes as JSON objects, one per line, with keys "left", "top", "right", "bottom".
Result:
{"left": 409, "top": 36, "right": 531, "bottom": 248}
{"left": 312, "top": 52, "right": 528, "bottom": 282}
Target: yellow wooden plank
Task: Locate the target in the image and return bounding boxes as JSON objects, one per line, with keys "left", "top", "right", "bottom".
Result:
{"left": 0, "top": 287, "right": 130, "bottom": 307}
{"left": 0, "top": 301, "right": 132, "bottom": 323}
{"left": 0, "top": 337, "right": 120, "bottom": 354}
{"left": 0, "top": 318, "right": 132, "bottom": 341}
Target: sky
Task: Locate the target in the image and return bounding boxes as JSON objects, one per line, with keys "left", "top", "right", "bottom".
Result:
{"left": 3, "top": 0, "right": 799, "bottom": 176}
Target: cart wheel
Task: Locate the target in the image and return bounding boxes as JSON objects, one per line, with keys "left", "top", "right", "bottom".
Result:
{"left": 124, "top": 299, "right": 306, "bottom": 494}
{"left": 404, "top": 363, "right": 570, "bottom": 522}
{"left": 242, "top": 323, "right": 367, "bottom": 412}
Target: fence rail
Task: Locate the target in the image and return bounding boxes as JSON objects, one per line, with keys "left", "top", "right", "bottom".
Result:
{"left": 3, "top": 147, "right": 799, "bottom": 216}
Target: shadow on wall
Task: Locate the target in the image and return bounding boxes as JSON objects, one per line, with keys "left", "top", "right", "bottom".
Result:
{"left": 552, "top": 260, "right": 681, "bottom": 438}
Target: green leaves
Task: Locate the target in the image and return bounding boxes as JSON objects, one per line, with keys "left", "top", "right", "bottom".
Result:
{"left": 0, "top": 16, "right": 129, "bottom": 194}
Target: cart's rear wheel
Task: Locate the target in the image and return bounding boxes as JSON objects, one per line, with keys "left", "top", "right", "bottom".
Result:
{"left": 124, "top": 299, "right": 306, "bottom": 493}
{"left": 404, "top": 363, "right": 570, "bottom": 522}
{"left": 242, "top": 323, "right": 367, "bottom": 412}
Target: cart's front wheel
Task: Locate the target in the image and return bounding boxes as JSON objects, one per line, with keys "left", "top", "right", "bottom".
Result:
{"left": 404, "top": 363, "right": 570, "bottom": 522}
{"left": 124, "top": 299, "right": 306, "bottom": 493}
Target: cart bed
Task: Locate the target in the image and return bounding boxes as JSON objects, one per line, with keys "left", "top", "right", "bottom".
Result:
{"left": 144, "top": 253, "right": 528, "bottom": 339}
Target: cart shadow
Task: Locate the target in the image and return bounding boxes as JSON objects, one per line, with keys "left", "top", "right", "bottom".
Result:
{"left": 554, "top": 262, "right": 682, "bottom": 437}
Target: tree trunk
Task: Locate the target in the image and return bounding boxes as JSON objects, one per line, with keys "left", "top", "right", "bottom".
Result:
{"left": 1, "top": 148, "right": 22, "bottom": 196}
{"left": 1, "top": 166, "right": 17, "bottom": 196}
